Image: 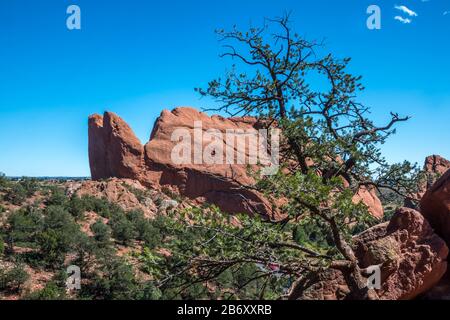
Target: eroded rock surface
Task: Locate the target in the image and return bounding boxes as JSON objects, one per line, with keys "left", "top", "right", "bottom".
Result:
{"left": 298, "top": 208, "right": 448, "bottom": 300}
{"left": 421, "top": 169, "right": 450, "bottom": 245}
{"left": 88, "top": 107, "right": 384, "bottom": 219}
{"left": 406, "top": 155, "right": 450, "bottom": 209}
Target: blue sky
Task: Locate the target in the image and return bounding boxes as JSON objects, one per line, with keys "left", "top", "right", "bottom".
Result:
{"left": 0, "top": 0, "right": 449, "bottom": 176}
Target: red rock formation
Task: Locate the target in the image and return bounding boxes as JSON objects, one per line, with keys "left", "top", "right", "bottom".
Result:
{"left": 72, "top": 178, "right": 161, "bottom": 218}
{"left": 421, "top": 169, "right": 450, "bottom": 245}
{"left": 88, "top": 107, "right": 384, "bottom": 219}
{"left": 424, "top": 155, "right": 450, "bottom": 175}
{"left": 89, "top": 108, "right": 275, "bottom": 218}
{"left": 406, "top": 155, "right": 450, "bottom": 208}
{"left": 88, "top": 112, "right": 144, "bottom": 181}
{"left": 296, "top": 207, "right": 448, "bottom": 300}
{"left": 353, "top": 186, "right": 383, "bottom": 219}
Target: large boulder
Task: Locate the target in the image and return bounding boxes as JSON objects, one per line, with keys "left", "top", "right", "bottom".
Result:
{"left": 88, "top": 107, "right": 384, "bottom": 219}
{"left": 298, "top": 208, "right": 448, "bottom": 300}
{"left": 420, "top": 169, "right": 450, "bottom": 244}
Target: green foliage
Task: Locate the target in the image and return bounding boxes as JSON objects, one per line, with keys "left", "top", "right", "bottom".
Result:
{"left": 109, "top": 212, "right": 136, "bottom": 245}
{"left": 81, "top": 255, "right": 140, "bottom": 300}
{"left": 187, "top": 15, "right": 422, "bottom": 299}
{"left": 106, "top": 209, "right": 161, "bottom": 247}
{"left": 0, "top": 237, "right": 4, "bottom": 256}
{"left": 134, "top": 207, "right": 298, "bottom": 299}
{"left": 137, "top": 282, "right": 162, "bottom": 300}
{"left": 46, "top": 186, "right": 69, "bottom": 207}
{"left": 23, "top": 281, "right": 66, "bottom": 300}
{"left": 91, "top": 219, "right": 111, "bottom": 247}
{"left": 37, "top": 205, "right": 83, "bottom": 269}
{"left": 6, "top": 206, "right": 43, "bottom": 247}
{"left": 128, "top": 210, "right": 161, "bottom": 248}
{"left": 67, "top": 195, "right": 88, "bottom": 219}
{"left": 19, "top": 178, "right": 40, "bottom": 197}
{"left": 0, "top": 172, "right": 9, "bottom": 189}
{"left": 75, "top": 195, "right": 123, "bottom": 219}
{"left": 0, "top": 263, "right": 29, "bottom": 293}
{"left": 23, "top": 271, "right": 67, "bottom": 300}
{"left": 5, "top": 183, "right": 28, "bottom": 205}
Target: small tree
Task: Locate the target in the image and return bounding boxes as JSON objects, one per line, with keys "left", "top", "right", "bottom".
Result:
{"left": 128, "top": 210, "right": 162, "bottom": 249}
{"left": 0, "top": 263, "right": 30, "bottom": 293}
{"left": 82, "top": 254, "right": 139, "bottom": 300}
{"left": 91, "top": 219, "right": 112, "bottom": 246}
{"left": 37, "top": 205, "right": 82, "bottom": 269}
{"left": 0, "top": 172, "right": 10, "bottom": 190}
{"left": 6, "top": 206, "right": 43, "bottom": 250}
{"left": 161, "top": 14, "right": 421, "bottom": 300}
{"left": 19, "top": 178, "right": 40, "bottom": 197}
{"left": 5, "top": 183, "right": 28, "bottom": 206}
{"left": 109, "top": 212, "right": 137, "bottom": 245}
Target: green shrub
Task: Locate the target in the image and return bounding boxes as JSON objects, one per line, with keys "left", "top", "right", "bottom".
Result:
{"left": 81, "top": 255, "right": 139, "bottom": 300}
{"left": 46, "top": 187, "right": 69, "bottom": 207}
{"left": 68, "top": 195, "right": 87, "bottom": 219}
{"left": 128, "top": 210, "right": 162, "bottom": 248}
{"left": 109, "top": 213, "right": 136, "bottom": 245}
{"left": 91, "top": 219, "right": 111, "bottom": 246}
{"left": 137, "top": 282, "right": 162, "bottom": 300}
{"left": 6, "top": 207, "right": 43, "bottom": 247}
{"left": 24, "top": 281, "right": 66, "bottom": 300}
{"left": 19, "top": 178, "right": 40, "bottom": 197}
{"left": 139, "top": 224, "right": 161, "bottom": 249}
{"left": 0, "top": 263, "right": 29, "bottom": 293}
{"left": 0, "top": 172, "right": 10, "bottom": 190}
{"left": 5, "top": 183, "right": 27, "bottom": 205}
{"left": 37, "top": 205, "right": 83, "bottom": 269}
{"left": 75, "top": 195, "right": 122, "bottom": 218}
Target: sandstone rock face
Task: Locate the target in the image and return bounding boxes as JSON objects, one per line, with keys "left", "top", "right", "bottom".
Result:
{"left": 298, "top": 208, "right": 448, "bottom": 300}
{"left": 144, "top": 107, "right": 276, "bottom": 218}
{"left": 353, "top": 186, "right": 383, "bottom": 219}
{"left": 421, "top": 169, "right": 450, "bottom": 245}
{"left": 88, "top": 112, "right": 144, "bottom": 181}
{"left": 89, "top": 108, "right": 275, "bottom": 218}
{"left": 424, "top": 155, "right": 450, "bottom": 176}
{"left": 88, "top": 107, "right": 384, "bottom": 219}
{"left": 406, "top": 155, "right": 450, "bottom": 208}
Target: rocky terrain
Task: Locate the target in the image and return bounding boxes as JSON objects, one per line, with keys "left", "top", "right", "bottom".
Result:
{"left": 89, "top": 108, "right": 383, "bottom": 220}
{"left": 1, "top": 107, "right": 450, "bottom": 300}
{"left": 87, "top": 108, "right": 450, "bottom": 300}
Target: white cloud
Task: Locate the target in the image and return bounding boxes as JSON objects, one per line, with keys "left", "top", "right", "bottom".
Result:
{"left": 395, "top": 5, "right": 418, "bottom": 17}
{"left": 444, "top": 11, "right": 449, "bottom": 16}
{"left": 395, "top": 16, "right": 412, "bottom": 24}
